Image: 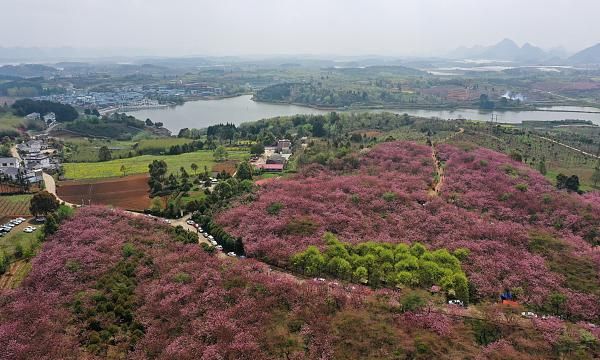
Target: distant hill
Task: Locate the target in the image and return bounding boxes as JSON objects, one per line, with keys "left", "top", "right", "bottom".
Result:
{"left": 448, "top": 39, "right": 553, "bottom": 63}
{"left": 569, "top": 43, "right": 600, "bottom": 64}
{"left": 0, "top": 64, "right": 59, "bottom": 78}
{"left": 330, "top": 65, "right": 426, "bottom": 76}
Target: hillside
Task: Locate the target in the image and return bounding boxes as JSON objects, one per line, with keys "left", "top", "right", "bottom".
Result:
{"left": 219, "top": 141, "right": 600, "bottom": 318}
{"left": 569, "top": 43, "right": 600, "bottom": 64}
{"left": 1, "top": 141, "right": 599, "bottom": 359}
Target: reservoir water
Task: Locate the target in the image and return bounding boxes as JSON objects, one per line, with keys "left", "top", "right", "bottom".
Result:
{"left": 127, "top": 95, "right": 600, "bottom": 133}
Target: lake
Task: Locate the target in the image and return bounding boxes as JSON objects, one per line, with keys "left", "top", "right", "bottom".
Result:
{"left": 127, "top": 95, "right": 600, "bottom": 133}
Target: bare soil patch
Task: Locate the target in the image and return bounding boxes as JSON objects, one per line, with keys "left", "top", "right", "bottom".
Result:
{"left": 57, "top": 174, "right": 151, "bottom": 210}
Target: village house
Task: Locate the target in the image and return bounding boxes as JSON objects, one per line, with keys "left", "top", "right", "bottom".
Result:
{"left": 255, "top": 163, "right": 284, "bottom": 172}
{"left": 24, "top": 153, "right": 52, "bottom": 170}
{"left": 0, "top": 157, "right": 41, "bottom": 183}
{"left": 0, "top": 157, "right": 20, "bottom": 169}
{"left": 25, "top": 112, "right": 41, "bottom": 121}
{"left": 266, "top": 153, "right": 286, "bottom": 165}
{"left": 16, "top": 139, "right": 44, "bottom": 154}
{"left": 276, "top": 139, "right": 292, "bottom": 154}
{"left": 43, "top": 112, "right": 56, "bottom": 124}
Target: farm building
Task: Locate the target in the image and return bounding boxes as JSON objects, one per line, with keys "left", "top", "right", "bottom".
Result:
{"left": 255, "top": 163, "right": 284, "bottom": 172}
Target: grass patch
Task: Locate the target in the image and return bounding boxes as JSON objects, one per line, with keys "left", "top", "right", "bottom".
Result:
{"left": 63, "top": 150, "right": 249, "bottom": 180}
{"left": 0, "top": 227, "right": 41, "bottom": 260}
{"left": 528, "top": 232, "right": 599, "bottom": 295}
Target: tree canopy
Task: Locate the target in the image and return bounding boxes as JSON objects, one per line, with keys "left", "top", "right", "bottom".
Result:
{"left": 29, "top": 190, "right": 60, "bottom": 216}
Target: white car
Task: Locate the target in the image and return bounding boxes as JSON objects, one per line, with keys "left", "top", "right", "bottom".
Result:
{"left": 208, "top": 235, "right": 214, "bottom": 240}
{"left": 23, "top": 227, "right": 34, "bottom": 233}
{"left": 314, "top": 278, "right": 326, "bottom": 282}
{"left": 227, "top": 252, "right": 237, "bottom": 257}
{"left": 210, "top": 240, "right": 217, "bottom": 246}
{"left": 164, "top": 219, "right": 172, "bottom": 224}
{"left": 186, "top": 220, "right": 195, "bottom": 225}
{"left": 521, "top": 311, "right": 537, "bottom": 318}
{"left": 448, "top": 300, "right": 465, "bottom": 307}
{"left": 215, "top": 245, "right": 223, "bottom": 251}
{"left": 203, "top": 232, "right": 209, "bottom": 237}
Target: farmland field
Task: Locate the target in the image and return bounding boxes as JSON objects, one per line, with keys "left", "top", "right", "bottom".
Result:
{"left": 63, "top": 137, "right": 197, "bottom": 162}
{"left": 62, "top": 150, "right": 249, "bottom": 180}
{"left": 0, "top": 195, "right": 32, "bottom": 217}
{"left": 57, "top": 174, "right": 152, "bottom": 210}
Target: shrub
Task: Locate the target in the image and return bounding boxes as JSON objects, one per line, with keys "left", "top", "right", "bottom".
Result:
{"left": 266, "top": 202, "right": 284, "bottom": 215}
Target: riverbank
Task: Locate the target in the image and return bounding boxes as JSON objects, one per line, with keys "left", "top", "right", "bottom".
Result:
{"left": 126, "top": 94, "right": 600, "bottom": 132}
{"left": 252, "top": 97, "right": 600, "bottom": 114}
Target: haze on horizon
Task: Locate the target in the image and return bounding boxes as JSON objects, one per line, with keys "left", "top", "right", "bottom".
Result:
{"left": 2, "top": 0, "right": 600, "bottom": 58}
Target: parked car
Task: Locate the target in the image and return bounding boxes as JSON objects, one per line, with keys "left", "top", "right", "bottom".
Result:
{"left": 203, "top": 232, "right": 209, "bottom": 237}
{"left": 210, "top": 240, "right": 217, "bottom": 246}
{"left": 23, "top": 227, "right": 34, "bottom": 233}
{"left": 208, "top": 235, "right": 214, "bottom": 240}
{"left": 215, "top": 245, "right": 223, "bottom": 251}
{"left": 448, "top": 300, "right": 465, "bottom": 307}
{"left": 521, "top": 311, "right": 537, "bottom": 318}
{"left": 227, "top": 252, "right": 237, "bottom": 257}
{"left": 186, "top": 220, "right": 195, "bottom": 225}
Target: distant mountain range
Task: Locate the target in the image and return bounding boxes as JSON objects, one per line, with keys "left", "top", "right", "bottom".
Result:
{"left": 449, "top": 38, "right": 600, "bottom": 65}
{"left": 447, "top": 39, "right": 559, "bottom": 63}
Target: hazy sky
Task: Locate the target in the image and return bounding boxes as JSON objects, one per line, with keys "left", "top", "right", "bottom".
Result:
{"left": 2, "top": 0, "right": 599, "bottom": 56}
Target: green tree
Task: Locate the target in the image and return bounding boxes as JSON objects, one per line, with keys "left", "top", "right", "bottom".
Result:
{"left": 353, "top": 266, "right": 368, "bottom": 284}
{"left": 29, "top": 190, "right": 59, "bottom": 217}
{"left": 148, "top": 160, "right": 168, "bottom": 181}
{"left": 327, "top": 256, "right": 352, "bottom": 280}
{"left": 250, "top": 143, "right": 265, "bottom": 155}
{"left": 191, "top": 163, "right": 198, "bottom": 175}
{"left": 43, "top": 214, "right": 59, "bottom": 237}
{"left": 236, "top": 161, "right": 253, "bottom": 181}
{"left": 213, "top": 146, "right": 229, "bottom": 162}
{"left": 98, "top": 146, "right": 112, "bottom": 162}
{"left": 566, "top": 175, "right": 580, "bottom": 192}
{"left": 591, "top": 165, "right": 600, "bottom": 187}
{"left": 546, "top": 292, "right": 567, "bottom": 316}
{"left": 537, "top": 158, "right": 547, "bottom": 175}
{"left": 120, "top": 165, "right": 127, "bottom": 177}
{"left": 0, "top": 251, "right": 8, "bottom": 275}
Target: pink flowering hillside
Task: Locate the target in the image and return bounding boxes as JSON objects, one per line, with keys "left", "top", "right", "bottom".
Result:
{"left": 5, "top": 207, "right": 592, "bottom": 359}
{"left": 218, "top": 141, "right": 600, "bottom": 320}
{"left": 438, "top": 144, "right": 600, "bottom": 245}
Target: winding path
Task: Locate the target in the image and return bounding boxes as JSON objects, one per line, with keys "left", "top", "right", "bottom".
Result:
{"left": 42, "top": 173, "right": 74, "bottom": 206}
{"left": 429, "top": 128, "right": 464, "bottom": 196}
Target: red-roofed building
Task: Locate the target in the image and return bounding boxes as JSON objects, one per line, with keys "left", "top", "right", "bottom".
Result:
{"left": 255, "top": 163, "right": 284, "bottom": 172}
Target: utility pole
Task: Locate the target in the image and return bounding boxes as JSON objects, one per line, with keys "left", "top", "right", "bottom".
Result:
{"left": 490, "top": 113, "right": 498, "bottom": 133}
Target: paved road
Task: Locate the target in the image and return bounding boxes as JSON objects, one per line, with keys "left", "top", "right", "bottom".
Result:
{"left": 42, "top": 173, "right": 75, "bottom": 206}
{"left": 10, "top": 145, "right": 20, "bottom": 161}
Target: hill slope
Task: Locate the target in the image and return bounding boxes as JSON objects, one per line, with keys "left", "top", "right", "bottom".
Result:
{"left": 569, "top": 43, "right": 600, "bottom": 64}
